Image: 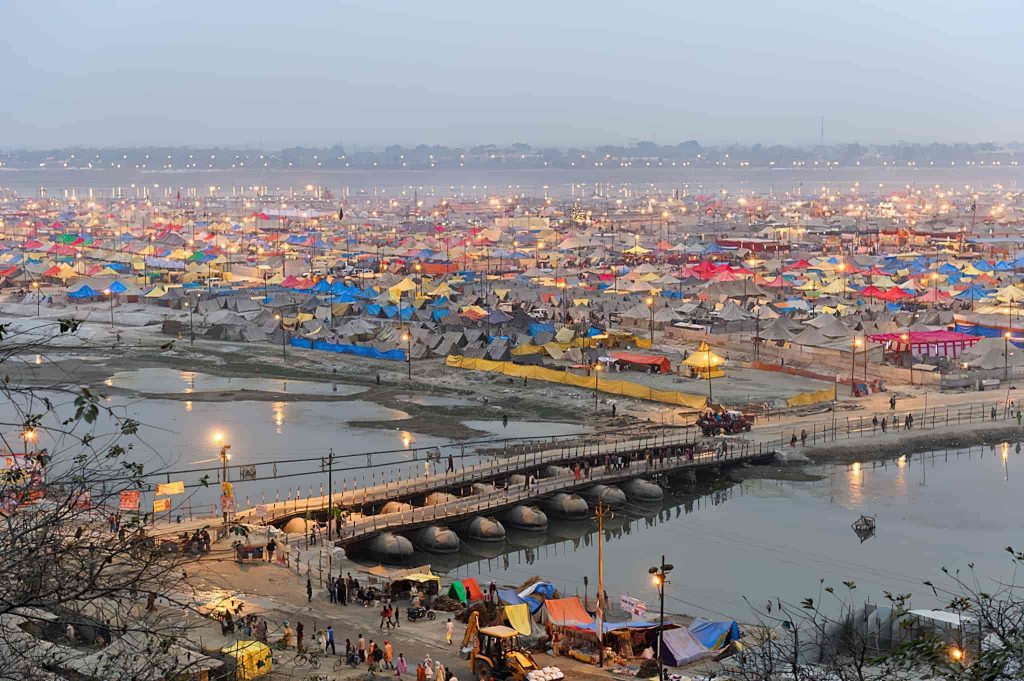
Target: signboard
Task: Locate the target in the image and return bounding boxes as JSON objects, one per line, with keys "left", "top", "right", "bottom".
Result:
{"left": 155, "top": 481, "right": 184, "bottom": 496}
{"left": 239, "top": 465, "right": 257, "bottom": 481}
{"left": 119, "top": 490, "right": 140, "bottom": 511}
{"left": 620, "top": 593, "right": 648, "bottom": 619}
{"left": 153, "top": 498, "right": 172, "bottom": 513}
{"left": 220, "top": 495, "right": 235, "bottom": 513}
{"left": 254, "top": 504, "right": 269, "bottom": 518}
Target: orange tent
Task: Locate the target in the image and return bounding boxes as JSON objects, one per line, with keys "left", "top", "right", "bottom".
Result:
{"left": 610, "top": 352, "right": 672, "bottom": 374}
{"left": 543, "top": 597, "right": 592, "bottom": 627}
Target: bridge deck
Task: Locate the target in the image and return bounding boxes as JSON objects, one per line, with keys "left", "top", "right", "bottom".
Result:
{"left": 232, "top": 431, "right": 770, "bottom": 544}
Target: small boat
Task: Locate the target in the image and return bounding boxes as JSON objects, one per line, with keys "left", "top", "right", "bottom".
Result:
{"left": 851, "top": 515, "right": 876, "bottom": 542}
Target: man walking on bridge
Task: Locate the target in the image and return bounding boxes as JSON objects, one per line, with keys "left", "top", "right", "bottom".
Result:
{"left": 446, "top": 454, "right": 454, "bottom": 473}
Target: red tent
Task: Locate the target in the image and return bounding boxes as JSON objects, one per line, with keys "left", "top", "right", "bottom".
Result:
{"left": 610, "top": 352, "right": 672, "bottom": 373}
{"left": 860, "top": 285, "right": 885, "bottom": 299}
{"left": 881, "top": 287, "right": 913, "bottom": 301}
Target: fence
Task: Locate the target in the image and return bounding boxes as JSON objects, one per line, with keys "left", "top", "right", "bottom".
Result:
{"left": 771, "top": 400, "right": 1023, "bottom": 449}
{"left": 446, "top": 355, "right": 706, "bottom": 409}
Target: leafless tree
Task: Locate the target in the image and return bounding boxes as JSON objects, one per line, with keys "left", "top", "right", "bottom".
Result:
{"left": 0, "top": 319, "right": 217, "bottom": 680}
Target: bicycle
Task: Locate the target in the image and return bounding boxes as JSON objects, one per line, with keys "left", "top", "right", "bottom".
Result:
{"left": 294, "top": 650, "right": 322, "bottom": 670}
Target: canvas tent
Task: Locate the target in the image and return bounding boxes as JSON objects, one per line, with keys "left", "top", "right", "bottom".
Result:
{"left": 688, "top": 619, "right": 741, "bottom": 650}
{"left": 659, "top": 627, "right": 713, "bottom": 666}
{"left": 222, "top": 640, "right": 272, "bottom": 680}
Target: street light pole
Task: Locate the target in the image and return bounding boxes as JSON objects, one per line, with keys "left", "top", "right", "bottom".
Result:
{"left": 1005, "top": 332, "right": 1012, "bottom": 381}
{"left": 851, "top": 337, "right": 862, "bottom": 395}
{"left": 646, "top": 296, "right": 655, "bottom": 345}
{"left": 104, "top": 289, "right": 114, "bottom": 328}
{"left": 214, "top": 432, "right": 231, "bottom": 522}
{"left": 275, "top": 314, "right": 287, "bottom": 360}
{"left": 648, "top": 557, "right": 674, "bottom": 681}
{"left": 594, "top": 363, "right": 602, "bottom": 411}
{"left": 32, "top": 282, "right": 39, "bottom": 316}
{"left": 402, "top": 332, "right": 412, "bottom": 381}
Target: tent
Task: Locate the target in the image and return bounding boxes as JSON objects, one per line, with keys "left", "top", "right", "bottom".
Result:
{"left": 448, "top": 577, "right": 485, "bottom": 603}
{"left": 610, "top": 351, "right": 671, "bottom": 374}
{"left": 682, "top": 341, "right": 725, "bottom": 379}
{"left": 688, "top": 619, "right": 741, "bottom": 650}
{"left": 659, "top": 627, "right": 713, "bottom": 667}
{"left": 221, "top": 640, "right": 272, "bottom": 680}
{"left": 543, "top": 597, "right": 592, "bottom": 627}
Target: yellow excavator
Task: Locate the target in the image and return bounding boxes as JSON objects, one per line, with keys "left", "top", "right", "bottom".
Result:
{"left": 463, "top": 611, "right": 541, "bottom": 681}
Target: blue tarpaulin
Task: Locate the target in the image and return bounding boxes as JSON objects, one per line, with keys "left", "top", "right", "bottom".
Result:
{"left": 68, "top": 285, "right": 98, "bottom": 299}
{"left": 689, "top": 619, "right": 741, "bottom": 650}
{"left": 291, "top": 338, "right": 406, "bottom": 361}
{"left": 528, "top": 322, "right": 556, "bottom": 336}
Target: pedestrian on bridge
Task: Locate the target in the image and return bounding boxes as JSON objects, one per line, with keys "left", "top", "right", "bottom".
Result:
{"left": 446, "top": 454, "right": 454, "bottom": 473}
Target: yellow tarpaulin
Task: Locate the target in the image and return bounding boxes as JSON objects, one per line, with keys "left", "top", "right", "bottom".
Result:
{"left": 504, "top": 603, "right": 533, "bottom": 636}
{"left": 222, "top": 641, "right": 273, "bottom": 680}
{"left": 786, "top": 384, "right": 837, "bottom": 408}
{"left": 445, "top": 356, "right": 706, "bottom": 409}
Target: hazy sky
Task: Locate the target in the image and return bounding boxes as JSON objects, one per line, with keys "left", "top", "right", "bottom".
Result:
{"left": 2, "top": 0, "right": 1021, "bottom": 148}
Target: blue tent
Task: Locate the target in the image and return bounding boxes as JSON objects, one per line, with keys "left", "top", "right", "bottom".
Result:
{"left": 973, "top": 260, "right": 994, "bottom": 272}
{"left": 107, "top": 280, "right": 128, "bottom": 294}
{"left": 689, "top": 619, "right": 741, "bottom": 650}
{"left": 954, "top": 284, "right": 993, "bottom": 300}
{"left": 312, "top": 279, "right": 331, "bottom": 293}
{"left": 432, "top": 309, "right": 450, "bottom": 321}
{"left": 68, "top": 285, "right": 98, "bottom": 299}
{"left": 938, "top": 263, "right": 960, "bottom": 276}
{"left": 528, "top": 322, "right": 556, "bottom": 336}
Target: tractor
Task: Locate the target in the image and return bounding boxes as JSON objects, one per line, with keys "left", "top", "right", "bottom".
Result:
{"left": 463, "top": 611, "right": 553, "bottom": 681}
{"left": 697, "top": 409, "right": 753, "bottom": 437}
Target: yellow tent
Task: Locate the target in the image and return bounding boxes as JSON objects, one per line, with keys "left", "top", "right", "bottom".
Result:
{"left": 504, "top": 603, "right": 533, "bottom": 636}
{"left": 430, "top": 282, "right": 454, "bottom": 297}
{"left": 624, "top": 245, "right": 650, "bottom": 255}
{"left": 222, "top": 641, "right": 272, "bottom": 680}
{"left": 683, "top": 341, "right": 725, "bottom": 379}
{"left": 388, "top": 277, "right": 417, "bottom": 303}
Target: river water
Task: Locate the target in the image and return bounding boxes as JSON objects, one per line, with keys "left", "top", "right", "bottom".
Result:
{"left": 2, "top": 363, "right": 1020, "bottom": 624}
{"left": 4, "top": 165, "right": 1023, "bottom": 198}
{"left": 438, "top": 444, "right": 1023, "bottom": 622}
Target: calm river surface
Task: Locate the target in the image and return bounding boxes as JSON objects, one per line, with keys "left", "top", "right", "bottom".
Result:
{"left": 439, "top": 445, "right": 1023, "bottom": 622}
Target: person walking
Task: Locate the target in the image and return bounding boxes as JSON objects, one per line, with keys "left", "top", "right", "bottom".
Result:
{"left": 326, "top": 625, "right": 336, "bottom": 655}
{"left": 445, "top": 618, "right": 454, "bottom": 645}
{"left": 296, "top": 621, "right": 305, "bottom": 653}
{"left": 800, "top": 428, "right": 807, "bottom": 446}
{"left": 358, "top": 633, "right": 367, "bottom": 661}
{"left": 329, "top": 576, "right": 336, "bottom": 604}
{"left": 446, "top": 454, "right": 454, "bottom": 473}
{"left": 416, "top": 662, "right": 426, "bottom": 681}
{"left": 992, "top": 406, "right": 998, "bottom": 421}
{"left": 397, "top": 653, "right": 408, "bottom": 677}
{"left": 384, "top": 640, "right": 394, "bottom": 669}
{"left": 889, "top": 394, "right": 896, "bottom": 410}
{"left": 266, "top": 538, "right": 276, "bottom": 563}
{"left": 338, "top": 575, "right": 347, "bottom": 605}
{"left": 306, "top": 577, "right": 313, "bottom": 602}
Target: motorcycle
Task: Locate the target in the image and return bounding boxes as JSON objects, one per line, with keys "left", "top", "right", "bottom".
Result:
{"left": 406, "top": 605, "right": 436, "bottom": 622}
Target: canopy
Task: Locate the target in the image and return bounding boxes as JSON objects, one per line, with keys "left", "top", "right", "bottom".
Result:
{"left": 221, "top": 641, "right": 272, "bottom": 680}
{"left": 543, "top": 597, "right": 592, "bottom": 627}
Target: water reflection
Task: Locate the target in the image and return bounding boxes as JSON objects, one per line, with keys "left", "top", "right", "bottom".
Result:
{"left": 272, "top": 402, "right": 286, "bottom": 433}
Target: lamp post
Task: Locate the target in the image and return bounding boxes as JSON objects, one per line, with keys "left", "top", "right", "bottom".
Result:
{"left": 851, "top": 337, "right": 862, "bottom": 394}
{"left": 402, "top": 331, "right": 412, "bottom": 381}
{"left": 184, "top": 299, "right": 195, "bottom": 345}
{"left": 31, "top": 281, "right": 39, "bottom": 316}
{"left": 414, "top": 262, "right": 423, "bottom": 298}
{"left": 104, "top": 288, "right": 114, "bottom": 328}
{"left": 214, "top": 432, "right": 231, "bottom": 522}
{"left": 274, "top": 313, "right": 286, "bottom": 360}
{"left": 1005, "top": 332, "right": 1012, "bottom": 381}
{"left": 594, "top": 362, "right": 602, "bottom": 411}
{"left": 646, "top": 296, "right": 655, "bottom": 345}
{"left": 648, "top": 557, "right": 674, "bottom": 681}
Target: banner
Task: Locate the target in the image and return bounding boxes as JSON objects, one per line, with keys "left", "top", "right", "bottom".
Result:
{"left": 254, "top": 504, "right": 268, "bottom": 518}
{"left": 119, "top": 490, "right": 141, "bottom": 511}
{"left": 620, "top": 593, "right": 648, "bottom": 618}
{"left": 220, "top": 495, "right": 234, "bottom": 513}
{"left": 155, "top": 481, "right": 184, "bottom": 496}
{"left": 153, "top": 498, "right": 171, "bottom": 513}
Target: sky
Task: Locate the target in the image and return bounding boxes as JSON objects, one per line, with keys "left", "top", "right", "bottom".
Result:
{"left": 1, "top": 0, "right": 1022, "bottom": 148}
